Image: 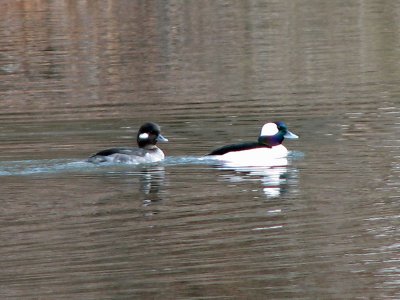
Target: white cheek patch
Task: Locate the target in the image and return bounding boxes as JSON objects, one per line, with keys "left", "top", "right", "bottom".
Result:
{"left": 260, "top": 123, "right": 279, "bottom": 136}
{"left": 139, "top": 133, "right": 149, "bottom": 139}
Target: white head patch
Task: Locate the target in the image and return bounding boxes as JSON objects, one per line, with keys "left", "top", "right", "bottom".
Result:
{"left": 260, "top": 123, "right": 279, "bottom": 136}
{"left": 138, "top": 133, "right": 149, "bottom": 140}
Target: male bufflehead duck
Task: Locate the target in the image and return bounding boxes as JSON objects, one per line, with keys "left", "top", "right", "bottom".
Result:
{"left": 88, "top": 122, "right": 168, "bottom": 164}
{"left": 207, "top": 121, "right": 298, "bottom": 166}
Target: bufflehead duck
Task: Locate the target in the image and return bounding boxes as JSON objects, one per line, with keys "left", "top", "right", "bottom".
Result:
{"left": 88, "top": 122, "right": 168, "bottom": 164}
{"left": 207, "top": 121, "right": 298, "bottom": 166}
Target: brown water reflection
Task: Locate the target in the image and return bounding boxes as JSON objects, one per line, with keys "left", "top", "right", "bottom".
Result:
{"left": 1, "top": 1, "right": 400, "bottom": 299}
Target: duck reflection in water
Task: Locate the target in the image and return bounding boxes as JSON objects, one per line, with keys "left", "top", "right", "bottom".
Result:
{"left": 216, "top": 157, "right": 295, "bottom": 198}
{"left": 138, "top": 166, "right": 166, "bottom": 205}
{"left": 93, "top": 165, "right": 166, "bottom": 206}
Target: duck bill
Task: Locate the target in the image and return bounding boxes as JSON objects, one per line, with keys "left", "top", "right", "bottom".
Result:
{"left": 157, "top": 134, "right": 168, "bottom": 142}
{"left": 284, "top": 131, "right": 299, "bottom": 139}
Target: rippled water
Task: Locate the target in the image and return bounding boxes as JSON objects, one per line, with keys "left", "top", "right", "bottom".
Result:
{"left": 1, "top": 1, "right": 400, "bottom": 299}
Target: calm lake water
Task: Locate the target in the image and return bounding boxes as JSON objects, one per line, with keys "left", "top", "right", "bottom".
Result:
{"left": 1, "top": 1, "right": 400, "bottom": 299}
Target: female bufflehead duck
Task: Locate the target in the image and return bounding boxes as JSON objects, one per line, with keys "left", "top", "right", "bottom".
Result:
{"left": 207, "top": 122, "right": 298, "bottom": 166}
{"left": 88, "top": 122, "right": 168, "bottom": 164}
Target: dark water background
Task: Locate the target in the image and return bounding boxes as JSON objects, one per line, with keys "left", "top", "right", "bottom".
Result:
{"left": 1, "top": 1, "right": 399, "bottom": 299}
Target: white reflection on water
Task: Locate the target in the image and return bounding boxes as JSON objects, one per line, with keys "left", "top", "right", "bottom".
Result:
{"left": 211, "top": 152, "right": 302, "bottom": 198}
{"left": 219, "top": 165, "right": 289, "bottom": 198}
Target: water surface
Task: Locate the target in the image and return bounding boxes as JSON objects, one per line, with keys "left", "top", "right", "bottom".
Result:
{"left": 1, "top": 1, "right": 399, "bottom": 299}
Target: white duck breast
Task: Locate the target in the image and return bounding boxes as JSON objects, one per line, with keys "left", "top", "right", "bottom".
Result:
{"left": 215, "top": 145, "right": 289, "bottom": 166}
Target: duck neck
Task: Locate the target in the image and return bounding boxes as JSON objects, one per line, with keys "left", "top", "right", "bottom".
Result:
{"left": 137, "top": 139, "right": 147, "bottom": 148}
{"left": 138, "top": 142, "right": 157, "bottom": 150}
{"left": 258, "top": 134, "right": 284, "bottom": 147}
